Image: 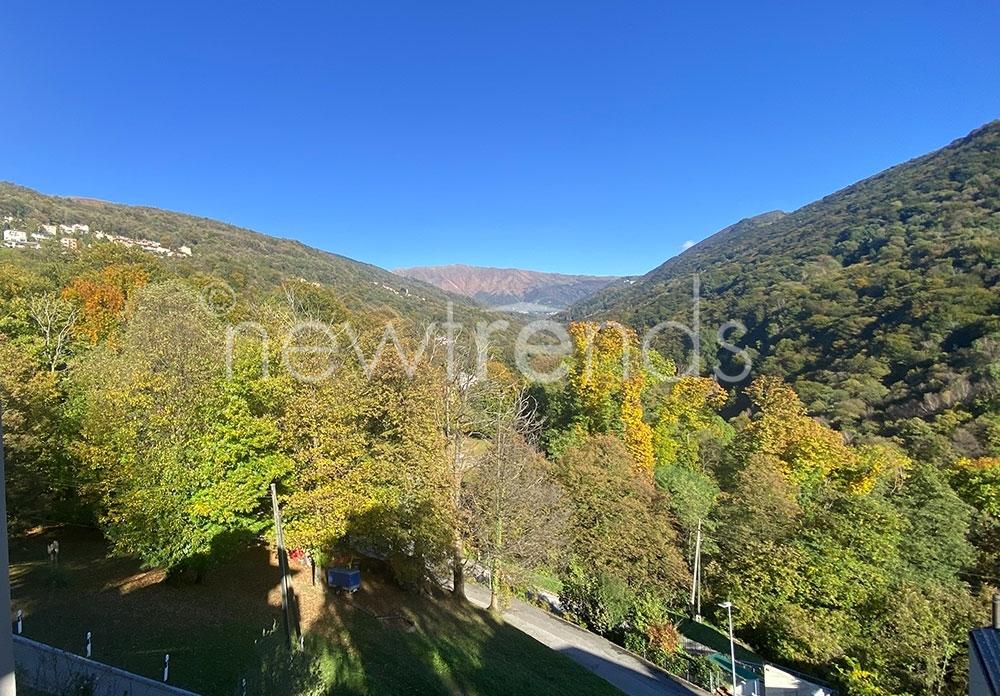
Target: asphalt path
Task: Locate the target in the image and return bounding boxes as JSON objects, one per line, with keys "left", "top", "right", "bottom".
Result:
{"left": 464, "top": 583, "right": 707, "bottom": 696}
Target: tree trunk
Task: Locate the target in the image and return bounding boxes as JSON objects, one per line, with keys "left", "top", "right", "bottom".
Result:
{"left": 451, "top": 537, "right": 466, "bottom": 600}
{"left": 489, "top": 557, "right": 501, "bottom": 614}
{"left": 447, "top": 397, "right": 467, "bottom": 601}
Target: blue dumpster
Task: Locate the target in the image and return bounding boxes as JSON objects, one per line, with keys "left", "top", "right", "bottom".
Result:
{"left": 327, "top": 567, "right": 361, "bottom": 592}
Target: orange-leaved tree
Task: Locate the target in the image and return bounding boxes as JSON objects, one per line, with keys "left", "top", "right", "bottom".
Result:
{"left": 61, "top": 263, "right": 149, "bottom": 344}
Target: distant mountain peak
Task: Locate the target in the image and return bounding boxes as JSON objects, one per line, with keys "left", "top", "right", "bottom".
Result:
{"left": 394, "top": 264, "right": 619, "bottom": 313}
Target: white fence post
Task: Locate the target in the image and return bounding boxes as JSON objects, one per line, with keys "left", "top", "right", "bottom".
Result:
{"left": 85, "top": 631, "right": 91, "bottom": 658}
{"left": 14, "top": 611, "right": 21, "bottom": 636}
{"left": 14, "top": 636, "right": 200, "bottom": 696}
{"left": 163, "top": 653, "right": 170, "bottom": 682}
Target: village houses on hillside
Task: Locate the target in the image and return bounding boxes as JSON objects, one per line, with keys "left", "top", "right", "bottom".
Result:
{"left": 2, "top": 216, "right": 192, "bottom": 257}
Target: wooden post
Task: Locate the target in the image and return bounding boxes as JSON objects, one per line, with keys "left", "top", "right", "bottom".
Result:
{"left": 270, "top": 483, "right": 292, "bottom": 643}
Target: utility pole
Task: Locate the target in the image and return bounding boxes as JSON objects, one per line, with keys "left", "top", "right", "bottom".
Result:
{"left": 0, "top": 408, "right": 17, "bottom": 695}
{"left": 689, "top": 520, "right": 702, "bottom": 621}
{"left": 720, "top": 601, "right": 737, "bottom": 696}
{"left": 270, "top": 483, "right": 291, "bottom": 643}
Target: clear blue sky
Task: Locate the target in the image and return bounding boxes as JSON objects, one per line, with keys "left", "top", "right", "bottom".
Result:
{"left": 3, "top": 1, "right": 998, "bottom": 276}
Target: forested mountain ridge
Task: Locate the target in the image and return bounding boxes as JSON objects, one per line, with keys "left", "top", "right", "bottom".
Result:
{"left": 569, "top": 210, "right": 788, "bottom": 312}
{"left": 395, "top": 263, "right": 619, "bottom": 312}
{"left": 0, "top": 182, "right": 491, "bottom": 325}
{"left": 567, "top": 121, "right": 1000, "bottom": 456}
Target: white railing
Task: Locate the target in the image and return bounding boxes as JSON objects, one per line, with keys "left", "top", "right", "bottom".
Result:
{"left": 13, "top": 635, "right": 200, "bottom": 696}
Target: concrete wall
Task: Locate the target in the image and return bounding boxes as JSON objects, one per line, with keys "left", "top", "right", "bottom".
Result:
{"left": 764, "top": 664, "right": 834, "bottom": 696}
{"left": 13, "top": 636, "right": 199, "bottom": 696}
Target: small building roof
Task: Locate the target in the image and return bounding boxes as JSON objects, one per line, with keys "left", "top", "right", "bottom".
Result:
{"left": 708, "top": 653, "right": 761, "bottom": 683}
{"left": 972, "top": 628, "right": 1000, "bottom": 695}
{"left": 672, "top": 614, "right": 764, "bottom": 665}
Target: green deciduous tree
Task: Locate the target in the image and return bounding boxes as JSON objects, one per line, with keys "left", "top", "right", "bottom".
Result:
{"left": 75, "top": 281, "right": 292, "bottom": 576}
{"left": 556, "top": 434, "right": 688, "bottom": 632}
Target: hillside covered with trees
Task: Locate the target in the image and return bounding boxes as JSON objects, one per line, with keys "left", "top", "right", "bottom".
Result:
{"left": 0, "top": 182, "right": 494, "bottom": 326}
{"left": 568, "top": 121, "right": 1000, "bottom": 460}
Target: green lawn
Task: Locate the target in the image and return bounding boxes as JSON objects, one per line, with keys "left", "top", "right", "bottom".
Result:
{"left": 9, "top": 528, "right": 621, "bottom": 696}
{"left": 525, "top": 567, "right": 563, "bottom": 594}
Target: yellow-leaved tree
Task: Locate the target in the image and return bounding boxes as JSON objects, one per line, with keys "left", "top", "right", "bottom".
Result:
{"left": 565, "top": 321, "right": 654, "bottom": 471}
{"left": 733, "top": 376, "right": 910, "bottom": 493}
{"left": 281, "top": 335, "right": 451, "bottom": 584}
{"left": 735, "top": 376, "right": 857, "bottom": 485}
{"left": 652, "top": 376, "right": 729, "bottom": 470}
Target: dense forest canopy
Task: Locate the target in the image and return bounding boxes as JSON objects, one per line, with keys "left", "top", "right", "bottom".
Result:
{"left": 568, "top": 120, "right": 1000, "bottom": 458}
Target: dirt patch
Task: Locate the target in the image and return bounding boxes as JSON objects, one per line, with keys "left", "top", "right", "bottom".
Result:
{"left": 103, "top": 568, "right": 166, "bottom": 595}
{"left": 375, "top": 613, "right": 417, "bottom": 633}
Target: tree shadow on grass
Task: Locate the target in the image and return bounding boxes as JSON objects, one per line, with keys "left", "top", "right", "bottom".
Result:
{"left": 303, "top": 559, "right": 619, "bottom": 696}
{"left": 10, "top": 530, "right": 618, "bottom": 696}
{"left": 9, "top": 528, "right": 292, "bottom": 695}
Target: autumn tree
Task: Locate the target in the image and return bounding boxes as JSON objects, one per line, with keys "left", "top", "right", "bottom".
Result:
{"left": 76, "top": 281, "right": 292, "bottom": 576}
{"left": 281, "top": 326, "right": 451, "bottom": 584}
{"left": 462, "top": 387, "right": 568, "bottom": 612}
{"left": 62, "top": 263, "right": 149, "bottom": 344}
{"left": 729, "top": 376, "right": 907, "bottom": 494}
{"left": 556, "top": 434, "right": 688, "bottom": 633}
{"left": 550, "top": 322, "right": 656, "bottom": 470}
{"left": 651, "top": 376, "right": 730, "bottom": 550}
{"left": 707, "top": 377, "right": 979, "bottom": 694}
{"left": 0, "top": 334, "right": 77, "bottom": 522}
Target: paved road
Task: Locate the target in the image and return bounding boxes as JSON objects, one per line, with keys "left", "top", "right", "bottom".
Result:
{"left": 465, "top": 583, "right": 705, "bottom": 696}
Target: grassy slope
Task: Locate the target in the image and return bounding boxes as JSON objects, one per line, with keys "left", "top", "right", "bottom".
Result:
{"left": 9, "top": 529, "right": 620, "bottom": 696}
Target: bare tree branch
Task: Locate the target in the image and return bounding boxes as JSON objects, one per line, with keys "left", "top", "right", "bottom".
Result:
{"left": 28, "top": 294, "right": 78, "bottom": 372}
